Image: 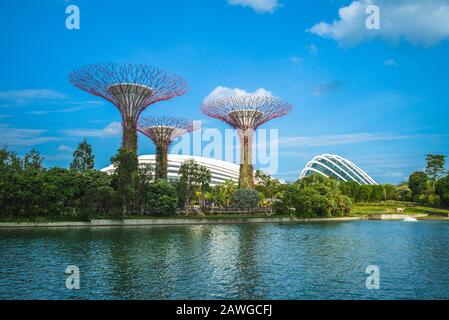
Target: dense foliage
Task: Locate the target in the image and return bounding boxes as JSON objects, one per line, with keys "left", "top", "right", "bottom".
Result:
{"left": 1, "top": 144, "right": 448, "bottom": 221}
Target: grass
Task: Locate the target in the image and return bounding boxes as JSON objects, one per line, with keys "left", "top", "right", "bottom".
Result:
{"left": 353, "top": 201, "right": 449, "bottom": 219}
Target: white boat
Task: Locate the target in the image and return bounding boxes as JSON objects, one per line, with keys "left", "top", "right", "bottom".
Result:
{"left": 403, "top": 216, "right": 418, "bottom": 222}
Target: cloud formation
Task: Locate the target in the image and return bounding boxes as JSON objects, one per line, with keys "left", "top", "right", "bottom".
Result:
{"left": 276, "top": 132, "right": 444, "bottom": 149}
{"left": 383, "top": 58, "right": 398, "bottom": 67}
{"left": 228, "top": 0, "right": 280, "bottom": 13}
{"left": 308, "top": 0, "right": 449, "bottom": 47}
{"left": 313, "top": 80, "right": 344, "bottom": 96}
{"left": 0, "top": 124, "right": 58, "bottom": 146}
{"left": 204, "top": 86, "right": 273, "bottom": 102}
{"left": 62, "top": 122, "right": 122, "bottom": 138}
{"left": 0, "top": 89, "right": 65, "bottom": 104}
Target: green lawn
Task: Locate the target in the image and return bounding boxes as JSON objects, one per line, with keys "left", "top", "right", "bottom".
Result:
{"left": 353, "top": 201, "right": 449, "bottom": 219}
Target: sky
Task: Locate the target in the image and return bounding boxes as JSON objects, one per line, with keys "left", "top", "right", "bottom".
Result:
{"left": 0, "top": 0, "right": 448, "bottom": 184}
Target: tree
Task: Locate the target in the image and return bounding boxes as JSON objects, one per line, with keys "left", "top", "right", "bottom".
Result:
{"left": 23, "top": 148, "right": 43, "bottom": 171}
{"left": 255, "top": 170, "right": 282, "bottom": 211}
{"left": 425, "top": 154, "right": 446, "bottom": 189}
{"left": 408, "top": 171, "right": 429, "bottom": 197}
{"left": 234, "top": 189, "right": 261, "bottom": 211}
{"left": 146, "top": 180, "right": 178, "bottom": 215}
{"left": 221, "top": 179, "right": 237, "bottom": 207}
{"left": 197, "top": 166, "right": 211, "bottom": 208}
{"left": 111, "top": 148, "right": 138, "bottom": 216}
{"left": 135, "top": 164, "right": 154, "bottom": 214}
{"left": 178, "top": 159, "right": 200, "bottom": 213}
{"left": 70, "top": 139, "right": 95, "bottom": 172}
{"left": 370, "top": 185, "right": 386, "bottom": 202}
{"left": 436, "top": 175, "right": 449, "bottom": 207}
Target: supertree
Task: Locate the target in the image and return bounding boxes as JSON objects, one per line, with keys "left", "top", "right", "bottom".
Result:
{"left": 138, "top": 116, "right": 196, "bottom": 180}
{"left": 201, "top": 95, "right": 292, "bottom": 189}
{"left": 69, "top": 63, "right": 188, "bottom": 155}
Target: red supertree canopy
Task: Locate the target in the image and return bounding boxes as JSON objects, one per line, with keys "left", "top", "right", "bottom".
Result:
{"left": 201, "top": 95, "right": 292, "bottom": 130}
{"left": 137, "top": 116, "right": 196, "bottom": 147}
{"left": 69, "top": 63, "right": 188, "bottom": 123}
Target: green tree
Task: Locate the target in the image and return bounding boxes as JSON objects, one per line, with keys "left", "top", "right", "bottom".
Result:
{"left": 255, "top": 170, "right": 282, "bottom": 210}
{"left": 111, "top": 148, "right": 138, "bottom": 216}
{"left": 135, "top": 164, "right": 154, "bottom": 214}
{"left": 197, "top": 166, "right": 211, "bottom": 208}
{"left": 221, "top": 179, "right": 237, "bottom": 207}
{"left": 436, "top": 175, "right": 449, "bottom": 207}
{"left": 70, "top": 139, "right": 95, "bottom": 172}
{"left": 146, "top": 180, "right": 178, "bottom": 215}
{"left": 408, "top": 171, "right": 429, "bottom": 197}
{"left": 23, "top": 148, "right": 43, "bottom": 171}
{"left": 425, "top": 154, "right": 446, "bottom": 189}
{"left": 234, "top": 189, "right": 260, "bottom": 211}
{"left": 370, "top": 185, "right": 386, "bottom": 202}
{"left": 178, "top": 159, "right": 200, "bottom": 213}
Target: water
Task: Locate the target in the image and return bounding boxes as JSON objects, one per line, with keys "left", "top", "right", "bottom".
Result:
{"left": 1, "top": 220, "right": 449, "bottom": 300}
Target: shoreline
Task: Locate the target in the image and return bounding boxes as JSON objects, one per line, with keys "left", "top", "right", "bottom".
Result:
{"left": 0, "top": 214, "right": 448, "bottom": 228}
{"left": 0, "top": 216, "right": 363, "bottom": 228}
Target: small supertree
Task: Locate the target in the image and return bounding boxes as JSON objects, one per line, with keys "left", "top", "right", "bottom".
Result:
{"left": 138, "top": 116, "right": 196, "bottom": 180}
{"left": 201, "top": 95, "right": 292, "bottom": 189}
{"left": 69, "top": 63, "right": 188, "bottom": 155}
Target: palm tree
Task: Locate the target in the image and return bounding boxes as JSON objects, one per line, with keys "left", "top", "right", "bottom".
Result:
{"left": 197, "top": 166, "right": 211, "bottom": 208}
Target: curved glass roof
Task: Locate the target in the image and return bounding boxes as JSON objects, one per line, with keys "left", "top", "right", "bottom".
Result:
{"left": 300, "top": 154, "right": 377, "bottom": 185}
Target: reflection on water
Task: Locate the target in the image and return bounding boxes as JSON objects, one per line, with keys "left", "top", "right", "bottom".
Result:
{"left": 1, "top": 221, "right": 449, "bottom": 300}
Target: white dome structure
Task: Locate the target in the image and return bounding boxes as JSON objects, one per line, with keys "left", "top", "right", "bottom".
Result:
{"left": 300, "top": 154, "right": 377, "bottom": 185}
{"left": 101, "top": 154, "right": 239, "bottom": 186}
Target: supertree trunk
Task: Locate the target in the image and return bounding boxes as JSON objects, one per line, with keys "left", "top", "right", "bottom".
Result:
{"left": 238, "top": 129, "right": 254, "bottom": 189}
{"left": 155, "top": 144, "right": 168, "bottom": 180}
{"left": 122, "top": 118, "right": 138, "bottom": 154}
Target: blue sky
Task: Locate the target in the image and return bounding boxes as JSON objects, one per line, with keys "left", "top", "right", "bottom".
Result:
{"left": 0, "top": 0, "right": 448, "bottom": 184}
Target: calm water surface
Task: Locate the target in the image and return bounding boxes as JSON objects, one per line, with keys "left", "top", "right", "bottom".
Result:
{"left": 1, "top": 221, "right": 449, "bottom": 300}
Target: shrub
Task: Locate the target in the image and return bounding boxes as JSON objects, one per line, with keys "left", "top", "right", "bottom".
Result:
{"left": 146, "top": 180, "right": 178, "bottom": 215}
{"left": 234, "top": 189, "right": 261, "bottom": 211}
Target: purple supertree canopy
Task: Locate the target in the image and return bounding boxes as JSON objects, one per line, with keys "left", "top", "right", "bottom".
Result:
{"left": 201, "top": 95, "right": 293, "bottom": 131}
{"left": 69, "top": 63, "right": 188, "bottom": 123}
{"left": 137, "top": 116, "right": 196, "bottom": 147}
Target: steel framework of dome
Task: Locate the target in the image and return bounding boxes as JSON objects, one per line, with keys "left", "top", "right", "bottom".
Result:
{"left": 69, "top": 63, "right": 188, "bottom": 155}
{"left": 300, "top": 154, "right": 377, "bottom": 185}
{"left": 201, "top": 95, "right": 292, "bottom": 189}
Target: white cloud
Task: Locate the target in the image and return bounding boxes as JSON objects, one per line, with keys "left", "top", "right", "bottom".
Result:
{"left": 383, "top": 58, "right": 398, "bottom": 67}
{"left": 0, "top": 124, "right": 58, "bottom": 146}
{"left": 273, "top": 133, "right": 446, "bottom": 149}
{"left": 0, "top": 89, "right": 65, "bottom": 104}
{"left": 313, "top": 80, "right": 344, "bottom": 96}
{"left": 204, "top": 86, "right": 273, "bottom": 102}
{"left": 228, "top": 0, "right": 280, "bottom": 13}
{"left": 306, "top": 44, "right": 319, "bottom": 55}
{"left": 308, "top": 0, "right": 449, "bottom": 47}
{"left": 58, "top": 145, "right": 74, "bottom": 152}
{"left": 62, "top": 122, "right": 121, "bottom": 138}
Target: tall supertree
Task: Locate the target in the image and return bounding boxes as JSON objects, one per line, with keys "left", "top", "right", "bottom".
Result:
{"left": 138, "top": 116, "right": 196, "bottom": 180}
{"left": 69, "top": 63, "right": 188, "bottom": 155}
{"left": 201, "top": 95, "right": 292, "bottom": 189}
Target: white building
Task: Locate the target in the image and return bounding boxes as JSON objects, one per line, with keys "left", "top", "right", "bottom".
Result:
{"left": 300, "top": 154, "right": 377, "bottom": 185}
{"left": 101, "top": 154, "right": 239, "bottom": 186}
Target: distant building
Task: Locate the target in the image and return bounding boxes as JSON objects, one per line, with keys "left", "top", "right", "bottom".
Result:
{"left": 101, "top": 154, "right": 239, "bottom": 186}
{"left": 300, "top": 154, "right": 377, "bottom": 185}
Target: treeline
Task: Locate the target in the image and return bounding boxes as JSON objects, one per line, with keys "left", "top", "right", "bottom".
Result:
{"left": 1, "top": 141, "right": 448, "bottom": 221}
{"left": 0, "top": 142, "right": 256, "bottom": 220}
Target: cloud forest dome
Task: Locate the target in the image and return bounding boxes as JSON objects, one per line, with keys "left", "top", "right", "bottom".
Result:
{"left": 300, "top": 154, "right": 377, "bottom": 185}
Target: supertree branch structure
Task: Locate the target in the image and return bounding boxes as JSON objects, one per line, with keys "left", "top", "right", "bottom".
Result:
{"left": 138, "top": 116, "right": 196, "bottom": 179}
{"left": 69, "top": 63, "right": 188, "bottom": 155}
{"left": 201, "top": 95, "right": 292, "bottom": 189}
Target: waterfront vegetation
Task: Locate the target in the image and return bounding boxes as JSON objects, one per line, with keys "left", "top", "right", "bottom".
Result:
{"left": 1, "top": 143, "right": 448, "bottom": 222}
